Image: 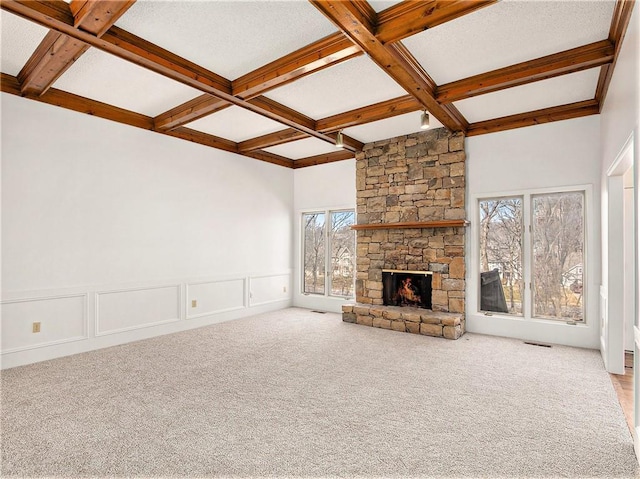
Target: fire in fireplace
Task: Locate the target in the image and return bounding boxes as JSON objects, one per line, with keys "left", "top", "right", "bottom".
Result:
{"left": 382, "top": 270, "right": 432, "bottom": 309}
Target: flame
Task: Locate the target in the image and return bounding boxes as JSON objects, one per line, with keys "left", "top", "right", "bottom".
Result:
{"left": 397, "top": 277, "right": 421, "bottom": 305}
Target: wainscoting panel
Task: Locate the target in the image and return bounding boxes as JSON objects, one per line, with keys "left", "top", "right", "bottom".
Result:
{"left": 96, "top": 285, "right": 181, "bottom": 336}
{"left": 1, "top": 294, "right": 87, "bottom": 353}
{"left": 249, "top": 274, "right": 290, "bottom": 307}
{"left": 186, "top": 278, "right": 246, "bottom": 319}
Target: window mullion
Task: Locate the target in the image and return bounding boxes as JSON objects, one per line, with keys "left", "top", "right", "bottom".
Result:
{"left": 325, "top": 210, "right": 331, "bottom": 297}
{"left": 523, "top": 194, "right": 533, "bottom": 320}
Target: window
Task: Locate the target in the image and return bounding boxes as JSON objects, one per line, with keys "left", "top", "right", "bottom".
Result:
{"left": 478, "top": 190, "right": 586, "bottom": 322}
{"left": 479, "top": 197, "right": 523, "bottom": 315}
{"left": 303, "top": 210, "right": 355, "bottom": 297}
{"left": 532, "top": 192, "right": 584, "bottom": 321}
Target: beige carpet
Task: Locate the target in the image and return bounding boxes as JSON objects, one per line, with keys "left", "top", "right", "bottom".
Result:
{"left": 1, "top": 307, "right": 638, "bottom": 478}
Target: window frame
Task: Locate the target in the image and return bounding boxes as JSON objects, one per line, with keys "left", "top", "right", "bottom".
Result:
{"left": 478, "top": 195, "right": 525, "bottom": 317}
{"left": 473, "top": 185, "right": 591, "bottom": 324}
{"left": 530, "top": 190, "right": 586, "bottom": 322}
{"left": 301, "top": 211, "right": 327, "bottom": 295}
{"left": 301, "top": 208, "right": 355, "bottom": 299}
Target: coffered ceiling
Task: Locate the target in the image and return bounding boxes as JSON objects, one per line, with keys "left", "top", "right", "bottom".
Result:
{"left": 0, "top": 0, "right": 635, "bottom": 169}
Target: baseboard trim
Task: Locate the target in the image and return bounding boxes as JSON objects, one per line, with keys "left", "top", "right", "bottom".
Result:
{"left": 1, "top": 300, "right": 292, "bottom": 370}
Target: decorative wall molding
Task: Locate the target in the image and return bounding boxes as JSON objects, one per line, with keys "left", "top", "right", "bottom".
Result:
{"left": 1, "top": 271, "right": 292, "bottom": 367}
{"left": 186, "top": 277, "right": 247, "bottom": 320}
{"left": 249, "top": 273, "right": 291, "bottom": 307}
{"left": 95, "top": 284, "right": 182, "bottom": 336}
{"left": 1, "top": 293, "right": 88, "bottom": 354}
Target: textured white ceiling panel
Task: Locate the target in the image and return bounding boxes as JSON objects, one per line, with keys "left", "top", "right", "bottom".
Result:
{"left": 53, "top": 48, "right": 203, "bottom": 116}
{"left": 454, "top": 68, "right": 601, "bottom": 123}
{"left": 264, "top": 137, "right": 339, "bottom": 160}
{"left": 0, "top": 11, "right": 49, "bottom": 76}
{"left": 343, "top": 111, "right": 444, "bottom": 144}
{"left": 265, "top": 56, "right": 407, "bottom": 119}
{"left": 369, "top": 1, "right": 403, "bottom": 13}
{"left": 185, "top": 105, "right": 285, "bottom": 142}
{"left": 115, "top": 1, "right": 337, "bottom": 80}
{"left": 403, "top": 0, "right": 615, "bottom": 85}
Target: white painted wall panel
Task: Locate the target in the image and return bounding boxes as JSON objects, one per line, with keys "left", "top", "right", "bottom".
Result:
{"left": 599, "top": 7, "right": 639, "bottom": 373}
{"left": 1, "top": 92, "right": 293, "bottom": 366}
{"left": 293, "top": 160, "right": 356, "bottom": 312}
{"left": 187, "top": 279, "right": 245, "bottom": 318}
{"left": 467, "top": 116, "right": 602, "bottom": 349}
{"left": 1, "top": 94, "right": 293, "bottom": 293}
{"left": 624, "top": 186, "right": 635, "bottom": 351}
{"left": 1, "top": 295, "right": 86, "bottom": 352}
{"left": 250, "top": 274, "right": 290, "bottom": 306}
{"left": 96, "top": 286, "right": 180, "bottom": 335}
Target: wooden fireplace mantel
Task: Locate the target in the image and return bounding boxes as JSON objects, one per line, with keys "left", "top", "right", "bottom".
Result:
{"left": 351, "top": 220, "right": 470, "bottom": 230}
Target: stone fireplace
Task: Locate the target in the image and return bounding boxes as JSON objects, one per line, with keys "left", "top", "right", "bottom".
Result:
{"left": 342, "top": 128, "right": 467, "bottom": 340}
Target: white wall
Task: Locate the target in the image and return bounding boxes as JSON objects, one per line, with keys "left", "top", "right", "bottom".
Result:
{"left": 293, "top": 160, "right": 356, "bottom": 312}
{"left": 600, "top": 6, "right": 639, "bottom": 172}
{"left": 466, "top": 116, "right": 602, "bottom": 348}
{"left": 1, "top": 94, "right": 294, "bottom": 368}
{"left": 624, "top": 184, "right": 635, "bottom": 351}
{"left": 599, "top": 5, "right": 639, "bottom": 372}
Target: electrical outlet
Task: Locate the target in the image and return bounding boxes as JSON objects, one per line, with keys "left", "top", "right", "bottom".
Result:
{"left": 191, "top": 300, "right": 197, "bottom": 308}
{"left": 32, "top": 322, "right": 41, "bottom": 333}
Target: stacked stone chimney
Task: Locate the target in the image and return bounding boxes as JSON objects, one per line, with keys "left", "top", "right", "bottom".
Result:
{"left": 343, "top": 128, "right": 468, "bottom": 340}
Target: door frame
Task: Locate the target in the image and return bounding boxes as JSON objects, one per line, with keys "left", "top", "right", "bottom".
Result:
{"left": 605, "top": 137, "right": 634, "bottom": 374}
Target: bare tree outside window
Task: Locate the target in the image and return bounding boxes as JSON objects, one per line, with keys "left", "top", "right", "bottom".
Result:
{"left": 303, "top": 212, "right": 325, "bottom": 294}
{"left": 303, "top": 210, "right": 355, "bottom": 297}
{"left": 479, "top": 197, "right": 523, "bottom": 315}
{"left": 532, "top": 192, "right": 584, "bottom": 321}
{"left": 330, "top": 211, "right": 355, "bottom": 296}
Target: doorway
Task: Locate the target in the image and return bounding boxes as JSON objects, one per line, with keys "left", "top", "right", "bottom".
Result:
{"left": 603, "top": 135, "right": 635, "bottom": 375}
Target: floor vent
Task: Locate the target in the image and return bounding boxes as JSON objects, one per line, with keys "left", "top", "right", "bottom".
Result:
{"left": 524, "top": 341, "right": 552, "bottom": 348}
{"left": 311, "top": 310, "right": 326, "bottom": 314}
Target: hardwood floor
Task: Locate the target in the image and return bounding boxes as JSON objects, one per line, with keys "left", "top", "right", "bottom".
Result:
{"left": 610, "top": 351, "right": 634, "bottom": 434}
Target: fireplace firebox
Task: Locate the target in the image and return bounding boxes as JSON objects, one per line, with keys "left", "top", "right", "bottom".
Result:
{"left": 382, "top": 270, "right": 432, "bottom": 309}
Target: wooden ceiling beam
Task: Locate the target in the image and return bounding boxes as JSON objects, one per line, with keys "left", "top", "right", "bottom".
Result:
{"left": 466, "top": 99, "right": 600, "bottom": 137}
{"left": 595, "top": 0, "right": 636, "bottom": 110}
{"left": 163, "top": 127, "right": 238, "bottom": 154}
{"left": 17, "top": 31, "right": 90, "bottom": 96}
{"left": 154, "top": 32, "right": 362, "bottom": 131}
{"left": 437, "top": 40, "right": 615, "bottom": 103}
{"left": 1, "top": 72, "right": 300, "bottom": 168}
{"left": 245, "top": 96, "right": 363, "bottom": 152}
{"left": 69, "top": 0, "right": 136, "bottom": 36}
{"left": 232, "top": 32, "right": 362, "bottom": 99}
{"left": 2, "top": 1, "right": 354, "bottom": 151}
{"left": 238, "top": 129, "right": 309, "bottom": 152}
{"left": 246, "top": 96, "right": 316, "bottom": 131}
{"left": 310, "top": 0, "right": 466, "bottom": 132}
{"left": 317, "top": 94, "right": 422, "bottom": 132}
{"left": 238, "top": 94, "right": 421, "bottom": 152}
{"left": 293, "top": 150, "right": 355, "bottom": 169}
{"left": 242, "top": 150, "right": 296, "bottom": 169}
{"left": 154, "top": 94, "right": 318, "bottom": 134}
{"left": 17, "top": 0, "right": 134, "bottom": 96}
{"left": 1, "top": 71, "right": 153, "bottom": 129}
{"left": 102, "top": 25, "right": 233, "bottom": 95}
{"left": 4, "top": 1, "right": 235, "bottom": 93}
{"left": 237, "top": 128, "right": 364, "bottom": 152}
{"left": 376, "top": 0, "right": 498, "bottom": 44}
{"left": 154, "top": 96, "right": 231, "bottom": 130}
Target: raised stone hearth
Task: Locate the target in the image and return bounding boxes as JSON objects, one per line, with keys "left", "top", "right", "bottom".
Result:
{"left": 344, "top": 127, "right": 467, "bottom": 340}
{"left": 342, "top": 304, "right": 464, "bottom": 339}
